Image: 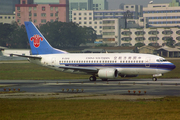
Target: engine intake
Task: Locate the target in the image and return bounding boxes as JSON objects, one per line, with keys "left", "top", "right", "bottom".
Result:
{"left": 98, "top": 68, "right": 118, "bottom": 79}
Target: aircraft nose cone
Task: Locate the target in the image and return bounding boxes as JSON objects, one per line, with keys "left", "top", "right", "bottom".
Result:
{"left": 170, "top": 63, "right": 176, "bottom": 70}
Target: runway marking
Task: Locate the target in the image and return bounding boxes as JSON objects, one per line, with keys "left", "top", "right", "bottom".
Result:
{"left": 43, "top": 82, "right": 180, "bottom": 86}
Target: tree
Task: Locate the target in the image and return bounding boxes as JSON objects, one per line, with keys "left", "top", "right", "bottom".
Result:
{"left": 9, "top": 23, "right": 29, "bottom": 48}
{"left": 0, "top": 21, "right": 97, "bottom": 49}
{"left": 39, "top": 21, "right": 97, "bottom": 48}
{"left": 0, "top": 23, "right": 15, "bottom": 47}
{"left": 166, "top": 37, "right": 175, "bottom": 47}
{"left": 135, "top": 43, "right": 145, "bottom": 47}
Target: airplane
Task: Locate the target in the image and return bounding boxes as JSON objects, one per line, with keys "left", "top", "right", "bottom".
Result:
{"left": 12, "top": 21, "right": 176, "bottom": 81}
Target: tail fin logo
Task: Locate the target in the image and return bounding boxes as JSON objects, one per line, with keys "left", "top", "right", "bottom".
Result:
{"left": 30, "top": 35, "right": 43, "bottom": 48}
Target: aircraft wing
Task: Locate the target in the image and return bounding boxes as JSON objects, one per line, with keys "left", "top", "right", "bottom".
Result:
{"left": 10, "top": 54, "right": 42, "bottom": 59}
{"left": 58, "top": 66, "right": 98, "bottom": 74}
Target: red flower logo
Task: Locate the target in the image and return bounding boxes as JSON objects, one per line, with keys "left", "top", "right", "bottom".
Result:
{"left": 30, "top": 35, "right": 43, "bottom": 48}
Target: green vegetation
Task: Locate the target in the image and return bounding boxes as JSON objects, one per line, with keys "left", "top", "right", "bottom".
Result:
{"left": 0, "top": 97, "right": 180, "bottom": 120}
{"left": 134, "top": 42, "right": 145, "bottom": 47}
{"left": 0, "top": 63, "right": 89, "bottom": 80}
{"left": 0, "top": 21, "right": 97, "bottom": 49}
{"left": 0, "top": 59, "right": 179, "bottom": 80}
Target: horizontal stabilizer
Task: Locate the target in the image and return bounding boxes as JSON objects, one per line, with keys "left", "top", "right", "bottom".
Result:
{"left": 10, "top": 54, "right": 42, "bottom": 59}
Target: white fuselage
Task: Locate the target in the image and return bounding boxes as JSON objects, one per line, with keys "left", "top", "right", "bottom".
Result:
{"left": 29, "top": 53, "right": 175, "bottom": 76}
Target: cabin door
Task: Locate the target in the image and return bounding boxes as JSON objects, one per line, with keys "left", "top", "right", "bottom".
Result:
{"left": 51, "top": 58, "right": 56, "bottom": 66}
{"left": 145, "top": 58, "right": 150, "bottom": 67}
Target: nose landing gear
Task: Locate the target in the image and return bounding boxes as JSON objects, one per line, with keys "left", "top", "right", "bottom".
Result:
{"left": 152, "top": 77, "right": 157, "bottom": 81}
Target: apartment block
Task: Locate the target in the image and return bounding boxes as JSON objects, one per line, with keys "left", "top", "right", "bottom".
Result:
{"left": 143, "top": 0, "right": 180, "bottom": 27}
{"left": 69, "top": 0, "right": 108, "bottom": 21}
{"left": 121, "top": 27, "right": 180, "bottom": 46}
{"left": 15, "top": 0, "right": 69, "bottom": 26}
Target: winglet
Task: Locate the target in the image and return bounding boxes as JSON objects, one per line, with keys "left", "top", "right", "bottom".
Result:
{"left": 24, "top": 21, "right": 68, "bottom": 55}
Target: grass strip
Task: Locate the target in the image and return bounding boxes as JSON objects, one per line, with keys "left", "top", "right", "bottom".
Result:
{"left": 0, "top": 96, "right": 180, "bottom": 120}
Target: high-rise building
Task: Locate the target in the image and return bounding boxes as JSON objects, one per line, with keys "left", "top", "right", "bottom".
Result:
{"left": 34, "top": 0, "right": 60, "bottom": 4}
{"left": 69, "top": 0, "right": 108, "bottom": 21}
{"left": 143, "top": 0, "right": 180, "bottom": 27}
{"left": 69, "top": 0, "right": 93, "bottom": 21}
{"left": 15, "top": 0, "right": 69, "bottom": 26}
{"left": 0, "top": 0, "right": 20, "bottom": 24}
{"left": 93, "top": 0, "right": 108, "bottom": 10}
{"left": 0, "top": 0, "right": 20, "bottom": 14}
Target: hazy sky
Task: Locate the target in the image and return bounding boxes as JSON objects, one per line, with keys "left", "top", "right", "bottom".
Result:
{"left": 107, "top": 0, "right": 174, "bottom": 9}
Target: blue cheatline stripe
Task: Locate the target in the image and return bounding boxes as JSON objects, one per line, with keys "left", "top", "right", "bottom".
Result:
{"left": 59, "top": 63, "right": 175, "bottom": 71}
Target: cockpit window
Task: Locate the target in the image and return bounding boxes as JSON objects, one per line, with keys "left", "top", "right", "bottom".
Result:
{"left": 156, "top": 59, "right": 167, "bottom": 62}
{"left": 156, "top": 59, "right": 160, "bottom": 62}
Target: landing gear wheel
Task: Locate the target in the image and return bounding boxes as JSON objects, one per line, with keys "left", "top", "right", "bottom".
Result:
{"left": 152, "top": 77, "right": 157, "bottom": 81}
{"left": 89, "top": 76, "right": 96, "bottom": 81}
{"left": 102, "top": 79, "right": 108, "bottom": 81}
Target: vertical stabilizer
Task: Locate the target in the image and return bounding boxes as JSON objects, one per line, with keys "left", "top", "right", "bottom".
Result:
{"left": 24, "top": 22, "right": 68, "bottom": 55}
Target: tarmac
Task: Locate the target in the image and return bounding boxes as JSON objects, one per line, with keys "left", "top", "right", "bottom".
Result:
{"left": 0, "top": 79, "right": 180, "bottom": 100}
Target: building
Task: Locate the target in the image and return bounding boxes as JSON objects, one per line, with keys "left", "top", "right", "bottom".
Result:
{"left": 33, "top": 0, "right": 60, "bottom": 4}
{"left": 138, "top": 46, "right": 160, "bottom": 54}
{"left": 124, "top": 4, "right": 143, "bottom": 19}
{"left": 69, "top": 0, "right": 93, "bottom": 21}
{"left": 69, "top": 0, "right": 108, "bottom": 21}
{"left": 15, "top": 0, "right": 69, "bottom": 26}
{"left": 143, "top": 0, "right": 180, "bottom": 27}
{"left": 0, "top": 15, "right": 16, "bottom": 24}
{"left": 82, "top": 46, "right": 138, "bottom": 53}
{"left": 0, "top": 0, "right": 20, "bottom": 14}
{"left": 157, "top": 46, "right": 180, "bottom": 57}
{"left": 120, "top": 26, "right": 180, "bottom": 47}
{"left": 93, "top": 0, "right": 108, "bottom": 10}
{"left": 102, "top": 18, "right": 125, "bottom": 46}
{"left": 72, "top": 5, "right": 144, "bottom": 45}
{"left": 0, "top": 0, "right": 20, "bottom": 24}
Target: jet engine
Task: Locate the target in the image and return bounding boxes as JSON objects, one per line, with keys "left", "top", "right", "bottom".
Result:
{"left": 98, "top": 68, "right": 118, "bottom": 79}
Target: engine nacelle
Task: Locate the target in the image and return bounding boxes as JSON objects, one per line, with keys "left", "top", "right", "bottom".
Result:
{"left": 98, "top": 68, "right": 118, "bottom": 79}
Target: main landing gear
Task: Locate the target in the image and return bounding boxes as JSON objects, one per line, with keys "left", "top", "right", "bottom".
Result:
{"left": 152, "top": 77, "right": 157, "bottom": 81}
{"left": 89, "top": 76, "right": 108, "bottom": 81}
{"left": 89, "top": 76, "right": 96, "bottom": 81}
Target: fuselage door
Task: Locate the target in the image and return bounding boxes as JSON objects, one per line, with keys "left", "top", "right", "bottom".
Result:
{"left": 145, "top": 57, "right": 150, "bottom": 67}
{"left": 51, "top": 57, "right": 56, "bottom": 66}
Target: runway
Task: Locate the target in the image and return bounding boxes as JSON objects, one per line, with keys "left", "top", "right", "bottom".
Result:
{"left": 0, "top": 79, "right": 180, "bottom": 97}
